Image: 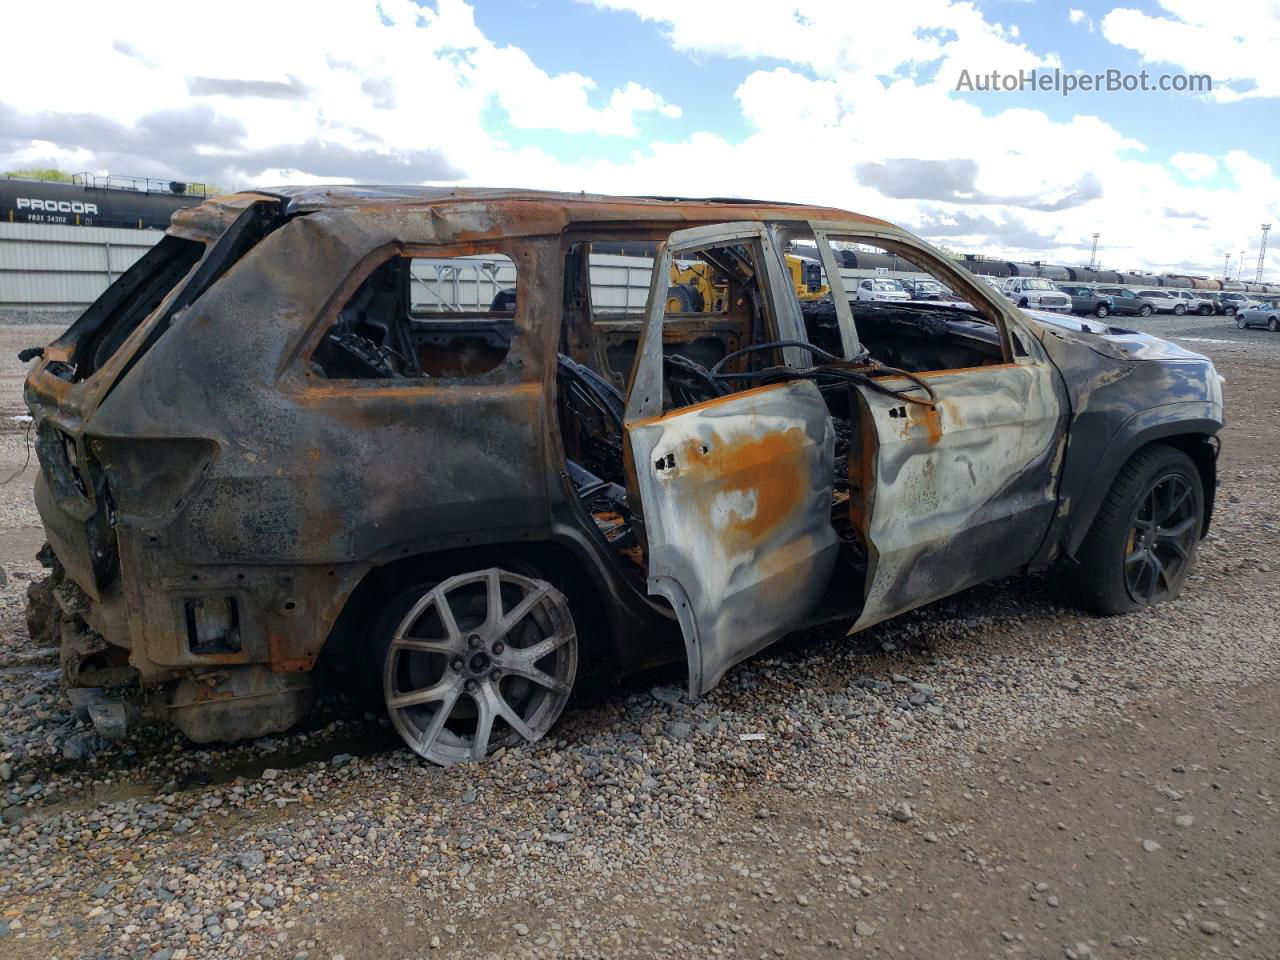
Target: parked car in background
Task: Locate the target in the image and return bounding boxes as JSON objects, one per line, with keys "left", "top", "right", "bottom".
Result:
{"left": 1235, "top": 298, "right": 1280, "bottom": 331}
{"left": 1133, "top": 289, "right": 1183, "bottom": 314}
{"left": 1174, "top": 290, "right": 1215, "bottom": 316}
{"left": 1218, "top": 292, "right": 1248, "bottom": 315}
{"left": 899, "top": 277, "right": 950, "bottom": 301}
{"left": 854, "top": 277, "right": 911, "bottom": 301}
{"left": 1095, "top": 286, "right": 1156, "bottom": 317}
{"left": 1057, "top": 284, "right": 1116, "bottom": 318}
{"left": 1001, "top": 277, "right": 1072, "bottom": 312}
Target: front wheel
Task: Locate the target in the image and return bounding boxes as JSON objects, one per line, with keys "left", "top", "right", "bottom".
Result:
{"left": 1236, "top": 316, "right": 1248, "bottom": 329}
{"left": 1017, "top": 298, "right": 1029, "bottom": 308}
{"left": 1139, "top": 305, "right": 1153, "bottom": 317}
{"left": 1199, "top": 305, "right": 1213, "bottom": 316}
{"left": 376, "top": 568, "right": 577, "bottom": 765}
{"left": 1173, "top": 304, "right": 1186, "bottom": 315}
{"left": 1269, "top": 317, "right": 1279, "bottom": 333}
{"left": 1224, "top": 306, "right": 1237, "bottom": 316}
{"left": 1094, "top": 303, "right": 1110, "bottom": 318}
{"left": 1056, "top": 445, "right": 1203, "bottom": 616}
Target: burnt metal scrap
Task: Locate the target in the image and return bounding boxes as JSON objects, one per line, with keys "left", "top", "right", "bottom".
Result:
{"left": 21, "top": 187, "right": 1222, "bottom": 763}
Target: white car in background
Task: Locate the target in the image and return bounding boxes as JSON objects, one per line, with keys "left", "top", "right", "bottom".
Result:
{"left": 854, "top": 277, "right": 911, "bottom": 301}
{"left": 1169, "top": 289, "right": 1215, "bottom": 316}
{"left": 1001, "top": 277, "right": 1072, "bottom": 312}
{"left": 1133, "top": 289, "right": 1182, "bottom": 314}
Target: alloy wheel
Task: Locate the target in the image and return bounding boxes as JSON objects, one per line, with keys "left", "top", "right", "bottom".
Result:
{"left": 1123, "top": 473, "right": 1198, "bottom": 606}
{"left": 383, "top": 568, "right": 577, "bottom": 765}
{"left": 1237, "top": 316, "right": 1247, "bottom": 329}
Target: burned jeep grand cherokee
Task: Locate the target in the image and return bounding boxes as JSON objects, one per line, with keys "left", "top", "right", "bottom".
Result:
{"left": 23, "top": 188, "right": 1222, "bottom": 764}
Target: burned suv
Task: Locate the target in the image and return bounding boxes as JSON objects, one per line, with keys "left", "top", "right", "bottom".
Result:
{"left": 23, "top": 189, "right": 1222, "bottom": 765}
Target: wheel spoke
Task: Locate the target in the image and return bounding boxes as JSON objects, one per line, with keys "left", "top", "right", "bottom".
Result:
{"left": 470, "top": 689, "right": 496, "bottom": 761}
{"left": 431, "top": 586, "right": 464, "bottom": 644}
{"left": 498, "top": 583, "right": 550, "bottom": 632}
{"left": 1125, "top": 547, "right": 1146, "bottom": 567}
{"left": 481, "top": 569, "right": 503, "bottom": 631}
{"left": 483, "top": 684, "right": 536, "bottom": 743}
{"left": 1149, "top": 552, "right": 1170, "bottom": 595}
{"left": 1135, "top": 551, "right": 1161, "bottom": 603}
{"left": 414, "top": 684, "right": 461, "bottom": 754}
{"left": 502, "top": 660, "right": 572, "bottom": 695}
{"left": 505, "top": 630, "right": 573, "bottom": 666}
{"left": 387, "top": 675, "right": 457, "bottom": 710}
{"left": 391, "top": 637, "right": 458, "bottom": 657}
{"left": 1159, "top": 484, "right": 1192, "bottom": 524}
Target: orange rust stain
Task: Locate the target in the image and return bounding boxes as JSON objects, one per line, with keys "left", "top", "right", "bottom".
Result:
{"left": 848, "top": 411, "right": 877, "bottom": 536}
{"left": 907, "top": 403, "right": 944, "bottom": 446}
{"left": 678, "top": 425, "right": 808, "bottom": 546}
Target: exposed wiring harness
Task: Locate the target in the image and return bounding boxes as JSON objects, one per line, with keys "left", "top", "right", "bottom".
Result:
{"left": 708, "top": 340, "right": 938, "bottom": 407}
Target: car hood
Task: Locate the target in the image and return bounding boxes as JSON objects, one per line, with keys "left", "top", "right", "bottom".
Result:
{"left": 1023, "top": 309, "right": 1210, "bottom": 362}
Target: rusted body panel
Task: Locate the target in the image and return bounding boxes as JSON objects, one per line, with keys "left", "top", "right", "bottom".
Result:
{"left": 849, "top": 359, "right": 1067, "bottom": 630}
{"left": 628, "top": 380, "right": 839, "bottom": 694}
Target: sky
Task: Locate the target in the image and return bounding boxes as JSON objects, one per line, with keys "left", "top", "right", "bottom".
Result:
{"left": 1, "top": 0, "right": 1277, "bottom": 278}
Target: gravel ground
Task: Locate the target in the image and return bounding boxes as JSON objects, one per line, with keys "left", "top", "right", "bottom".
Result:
{"left": 0, "top": 311, "right": 1275, "bottom": 959}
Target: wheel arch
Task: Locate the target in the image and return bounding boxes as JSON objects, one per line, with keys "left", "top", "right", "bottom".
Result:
{"left": 1062, "top": 412, "right": 1219, "bottom": 560}
{"left": 318, "top": 534, "right": 679, "bottom": 689}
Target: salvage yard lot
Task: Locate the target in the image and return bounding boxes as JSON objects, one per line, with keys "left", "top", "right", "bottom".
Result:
{"left": 0, "top": 312, "right": 1276, "bottom": 959}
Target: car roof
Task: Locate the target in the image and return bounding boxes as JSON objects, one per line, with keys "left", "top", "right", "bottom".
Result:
{"left": 170, "top": 185, "right": 893, "bottom": 244}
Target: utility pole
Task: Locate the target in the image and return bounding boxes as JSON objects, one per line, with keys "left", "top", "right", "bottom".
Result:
{"left": 1224, "top": 252, "right": 1232, "bottom": 279}
{"left": 1089, "top": 233, "right": 1100, "bottom": 271}
{"left": 1238, "top": 250, "right": 1246, "bottom": 281}
{"left": 1258, "top": 224, "right": 1272, "bottom": 283}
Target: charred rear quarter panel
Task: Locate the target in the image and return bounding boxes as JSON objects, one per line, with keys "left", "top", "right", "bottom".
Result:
{"left": 67, "top": 215, "right": 563, "bottom": 676}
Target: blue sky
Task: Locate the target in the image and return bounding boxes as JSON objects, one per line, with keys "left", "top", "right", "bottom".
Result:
{"left": 1, "top": 0, "right": 1276, "bottom": 275}
{"left": 472, "top": 0, "right": 1276, "bottom": 185}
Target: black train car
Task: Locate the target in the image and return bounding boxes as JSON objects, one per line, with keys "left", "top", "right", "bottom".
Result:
{"left": 0, "top": 174, "right": 207, "bottom": 230}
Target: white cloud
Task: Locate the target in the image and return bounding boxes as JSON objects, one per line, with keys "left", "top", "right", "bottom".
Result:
{"left": 1100, "top": 0, "right": 1280, "bottom": 102}
{"left": 0, "top": 0, "right": 680, "bottom": 185}
{"left": 1068, "top": 8, "right": 1095, "bottom": 31}
{"left": 1169, "top": 152, "right": 1219, "bottom": 180}
{"left": 1, "top": 0, "right": 1276, "bottom": 277}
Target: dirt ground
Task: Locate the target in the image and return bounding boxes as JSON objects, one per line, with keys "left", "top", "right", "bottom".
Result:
{"left": 0, "top": 313, "right": 1276, "bottom": 960}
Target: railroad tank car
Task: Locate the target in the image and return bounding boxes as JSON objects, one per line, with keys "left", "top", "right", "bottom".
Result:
{"left": 0, "top": 175, "right": 206, "bottom": 230}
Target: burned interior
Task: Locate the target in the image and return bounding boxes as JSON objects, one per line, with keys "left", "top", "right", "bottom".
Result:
{"left": 22, "top": 189, "right": 1222, "bottom": 765}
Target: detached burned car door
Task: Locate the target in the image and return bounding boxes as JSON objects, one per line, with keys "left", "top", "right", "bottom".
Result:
{"left": 622, "top": 223, "right": 840, "bottom": 696}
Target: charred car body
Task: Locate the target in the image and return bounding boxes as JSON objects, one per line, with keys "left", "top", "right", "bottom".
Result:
{"left": 24, "top": 189, "right": 1223, "bottom": 764}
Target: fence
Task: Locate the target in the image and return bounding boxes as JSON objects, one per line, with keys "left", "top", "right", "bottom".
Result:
{"left": 0, "top": 222, "right": 161, "bottom": 309}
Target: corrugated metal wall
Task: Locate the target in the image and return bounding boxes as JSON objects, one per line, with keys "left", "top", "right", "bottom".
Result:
{"left": 0, "top": 222, "right": 161, "bottom": 309}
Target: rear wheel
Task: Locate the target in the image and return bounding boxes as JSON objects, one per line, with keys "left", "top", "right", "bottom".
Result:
{"left": 1094, "top": 303, "right": 1110, "bottom": 318}
{"left": 376, "top": 568, "right": 577, "bottom": 765}
{"left": 1224, "top": 306, "right": 1237, "bottom": 316}
{"left": 1139, "top": 305, "right": 1153, "bottom": 317}
{"left": 1173, "top": 303, "right": 1186, "bottom": 315}
{"left": 1056, "top": 445, "right": 1203, "bottom": 615}
{"left": 1199, "top": 305, "right": 1212, "bottom": 316}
